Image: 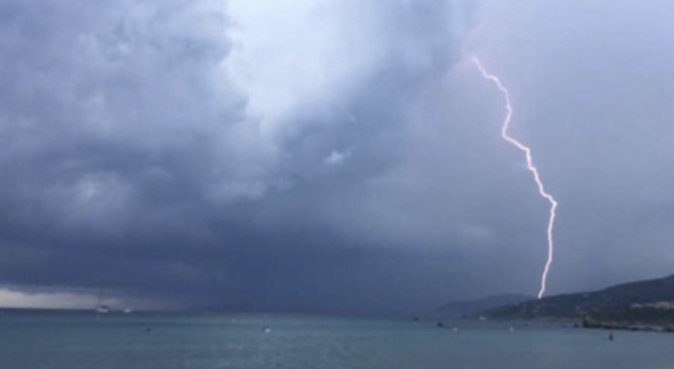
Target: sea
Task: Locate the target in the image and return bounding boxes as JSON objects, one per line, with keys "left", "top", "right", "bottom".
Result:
{"left": 1, "top": 312, "right": 673, "bottom": 369}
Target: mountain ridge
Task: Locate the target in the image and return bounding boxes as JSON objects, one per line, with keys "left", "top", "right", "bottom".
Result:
{"left": 482, "top": 274, "right": 674, "bottom": 328}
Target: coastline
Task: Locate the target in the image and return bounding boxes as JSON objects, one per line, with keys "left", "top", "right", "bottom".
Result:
{"left": 580, "top": 318, "right": 674, "bottom": 333}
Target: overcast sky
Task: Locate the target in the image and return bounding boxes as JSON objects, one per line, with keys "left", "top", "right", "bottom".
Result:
{"left": 0, "top": 0, "right": 672, "bottom": 314}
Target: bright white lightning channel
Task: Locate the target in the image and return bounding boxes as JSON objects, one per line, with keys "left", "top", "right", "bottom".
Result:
{"left": 472, "top": 57, "right": 558, "bottom": 299}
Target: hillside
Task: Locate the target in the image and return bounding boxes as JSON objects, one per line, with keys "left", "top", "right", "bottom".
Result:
{"left": 484, "top": 274, "right": 674, "bottom": 326}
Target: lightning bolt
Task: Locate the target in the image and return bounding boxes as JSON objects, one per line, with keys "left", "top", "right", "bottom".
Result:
{"left": 472, "top": 57, "right": 558, "bottom": 299}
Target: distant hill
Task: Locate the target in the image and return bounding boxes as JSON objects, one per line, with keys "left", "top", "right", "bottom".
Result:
{"left": 483, "top": 274, "right": 674, "bottom": 326}
{"left": 433, "top": 294, "right": 533, "bottom": 319}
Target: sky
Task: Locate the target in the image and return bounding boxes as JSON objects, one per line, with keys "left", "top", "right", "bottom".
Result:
{"left": 0, "top": 0, "right": 673, "bottom": 315}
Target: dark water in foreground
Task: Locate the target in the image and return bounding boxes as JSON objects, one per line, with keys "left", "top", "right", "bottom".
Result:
{"left": 1, "top": 313, "right": 673, "bottom": 369}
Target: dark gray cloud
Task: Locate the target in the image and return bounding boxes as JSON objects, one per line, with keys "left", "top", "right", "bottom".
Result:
{"left": 0, "top": 0, "right": 672, "bottom": 314}
{"left": 0, "top": 0, "right": 478, "bottom": 313}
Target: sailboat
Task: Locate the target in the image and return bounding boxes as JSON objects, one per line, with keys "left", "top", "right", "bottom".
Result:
{"left": 95, "top": 290, "right": 111, "bottom": 314}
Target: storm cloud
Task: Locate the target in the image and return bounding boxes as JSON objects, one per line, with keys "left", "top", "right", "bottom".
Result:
{"left": 0, "top": 0, "right": 673, "bottom": 314}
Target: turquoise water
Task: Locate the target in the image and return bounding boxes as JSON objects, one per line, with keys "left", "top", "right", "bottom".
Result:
{"left": 1, "top": 313, "right": 673, "bottom": 369}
